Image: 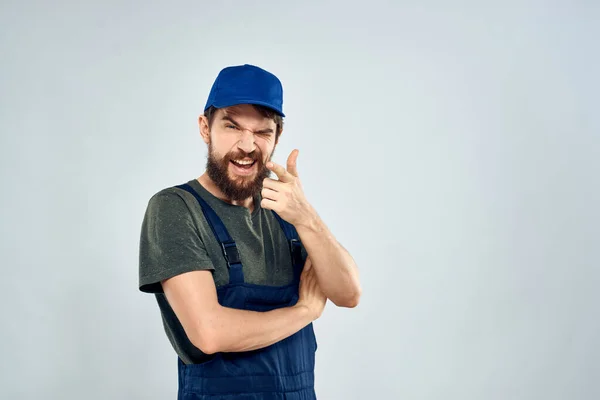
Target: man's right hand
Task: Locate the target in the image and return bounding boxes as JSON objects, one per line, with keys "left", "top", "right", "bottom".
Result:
{"left": 296, "top": 257, "right": 327, "bottom": 320}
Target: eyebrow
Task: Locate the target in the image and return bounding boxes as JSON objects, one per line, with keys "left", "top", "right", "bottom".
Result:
{"left": 221, "top": 115, "right": 274, "bottom": 134}
{"left": 221, "top": 115, "right": 241, "bottom": 126}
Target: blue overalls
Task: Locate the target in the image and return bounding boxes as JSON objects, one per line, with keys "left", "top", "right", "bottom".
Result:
{"left": 175, "top": 184, "right": 318, "bottom": 400}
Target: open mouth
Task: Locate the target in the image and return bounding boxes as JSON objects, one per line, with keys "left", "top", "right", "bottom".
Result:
{"left": 230, "top": 159, "right": 257, "bottom": 172}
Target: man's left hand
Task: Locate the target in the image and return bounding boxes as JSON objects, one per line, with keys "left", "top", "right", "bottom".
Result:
{"left": 261, "top": 149, "right": 316, "bottom": 227}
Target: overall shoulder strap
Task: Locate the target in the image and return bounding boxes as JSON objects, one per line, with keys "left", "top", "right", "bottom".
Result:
{"left": 175, "top": 183, "right": 244, "bottom": 285}
{"left": 271, "top": 211, "right": 304, "bottom": 279}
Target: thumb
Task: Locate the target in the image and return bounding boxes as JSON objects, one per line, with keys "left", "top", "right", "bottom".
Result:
{"left": 287, "top": 149, "right": 299, "bottom": 177}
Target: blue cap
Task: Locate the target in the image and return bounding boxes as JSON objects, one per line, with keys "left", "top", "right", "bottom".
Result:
{"left": 204, "top": 64, "right": 285, "bottom": 117}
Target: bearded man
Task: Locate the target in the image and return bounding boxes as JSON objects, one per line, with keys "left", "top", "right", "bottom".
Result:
{"left": 138, "top": 64, "right": 361, "bottom": 399}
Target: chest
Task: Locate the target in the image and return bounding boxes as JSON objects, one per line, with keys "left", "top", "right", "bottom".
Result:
{"left": 201, "top": 212, "right": 295, "bottom": 288}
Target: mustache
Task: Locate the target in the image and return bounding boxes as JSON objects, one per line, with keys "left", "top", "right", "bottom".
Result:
{"left": 225, "top": 150, "right": 263, "bottom": 162}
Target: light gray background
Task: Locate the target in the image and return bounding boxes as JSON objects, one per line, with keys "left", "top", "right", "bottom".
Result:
{"left": 1, "top": 1, "right": 598, "bottom": 399}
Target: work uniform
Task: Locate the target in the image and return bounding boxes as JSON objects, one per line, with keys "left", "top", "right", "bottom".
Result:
{"left": 139, "top": 179, "right": 318, "bottom": 399}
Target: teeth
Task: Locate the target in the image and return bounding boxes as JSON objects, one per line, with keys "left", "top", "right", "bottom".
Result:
{"left": 234, "top": 159, "right": 254, "bottom": 165}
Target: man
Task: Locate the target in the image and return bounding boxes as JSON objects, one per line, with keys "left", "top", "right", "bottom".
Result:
{"left": 139, "top": 64, "right": 361, "bottom": 399}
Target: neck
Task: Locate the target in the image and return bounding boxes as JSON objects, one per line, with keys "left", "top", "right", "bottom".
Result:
{"left": 197, "top": 173, "right": 255, "bottom": 212}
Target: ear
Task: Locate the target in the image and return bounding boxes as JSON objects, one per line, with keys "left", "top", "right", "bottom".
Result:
{"left": 199, "top": 115, "right": 210, "bottom": 144}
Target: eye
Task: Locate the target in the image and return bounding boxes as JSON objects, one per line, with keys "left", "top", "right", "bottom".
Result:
{"left": 225, "top": 124, "right": 239, "bottom": 130}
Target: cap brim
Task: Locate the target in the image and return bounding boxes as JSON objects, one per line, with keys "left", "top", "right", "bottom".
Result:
{"left": 208, "top": 99, "right": 285, "bottom": 117}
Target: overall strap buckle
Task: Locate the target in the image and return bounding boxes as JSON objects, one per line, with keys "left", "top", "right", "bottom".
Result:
{"left": 221, "top": 241, "right": 241, "bottom": 266}
{"left": 289, "top": 239, "right": 303, "bottom": 267}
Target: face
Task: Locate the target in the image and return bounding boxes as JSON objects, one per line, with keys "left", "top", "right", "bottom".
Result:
{"left": 200, "top": 104, "right": 279, "bottom": 201}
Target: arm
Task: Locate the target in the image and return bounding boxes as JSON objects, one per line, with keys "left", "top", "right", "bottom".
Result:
{"left": 296, "top": 213, "right": 361, "bottom": 308}
{"left": 261, "top": 151, "right": 362, "bottom": 308}
{"left": 140, "top": 191, "right": 324, "bottom": 355}
{"left": 162, "top": 258, "right": 324, "bottom": 354}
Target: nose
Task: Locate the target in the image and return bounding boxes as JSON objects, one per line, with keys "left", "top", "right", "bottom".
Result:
{"left": 237, "top": 129, "right": 256, "bottom": 153}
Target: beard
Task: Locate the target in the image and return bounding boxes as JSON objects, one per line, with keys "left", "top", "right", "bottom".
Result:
{"left": 205, "top": 141, "right": 274, "bottom": 202}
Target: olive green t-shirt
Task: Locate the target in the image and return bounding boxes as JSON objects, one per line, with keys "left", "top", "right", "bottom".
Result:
{"left": 138, "top": 179, "right": 307, "bottom": 364}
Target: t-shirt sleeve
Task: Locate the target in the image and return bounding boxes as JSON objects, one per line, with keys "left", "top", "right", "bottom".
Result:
{"left": 138, "top": 190, "right": 214, "bottom": 294}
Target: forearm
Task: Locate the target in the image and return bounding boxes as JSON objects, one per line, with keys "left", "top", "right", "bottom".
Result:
{"left": 296, "top": 211, "right": 362, "bottom": 307}
{"left": 201, "top": 304, "right": 312, "bottom": 353}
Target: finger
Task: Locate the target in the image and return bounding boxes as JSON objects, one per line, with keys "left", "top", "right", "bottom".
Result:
{"left": 266, "top": 161, "right": 293, "bottom": 183}
{"left": 302, "top": 261, "right": 312, "bottom": 276}
{"left": 300, "top": 271, "right": 310, "bottom": 291}
{"left": 300, "top": 270, "right": 308, "bottom": 284}
{"left": 308, "top": 270, "right": 318, "bottom": 293}
{"left": 260, "top": 198, "right": 278, "bottom": 211}
{"left": 303, "top": 261, "right": 314, "bottom": 278}
{"left": 262, "top": 178, "right": 284, "bottom": 191}
{"left": 261, "top": 187, "right": 279, "bottom": 201}
{"left": 303, "top": 257, "right": 312, "bottom": 271}
{"left": 286, "top": 149, "right": 299, "bottom": 177}
{"left": 305, "top": 267, "right": 315, "bottom": 289}
{"left": 310, "top": 268, "right": 319, "bottom": 286}
{"left": 301, "top": 262, "right": 311, "bottom": 278}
